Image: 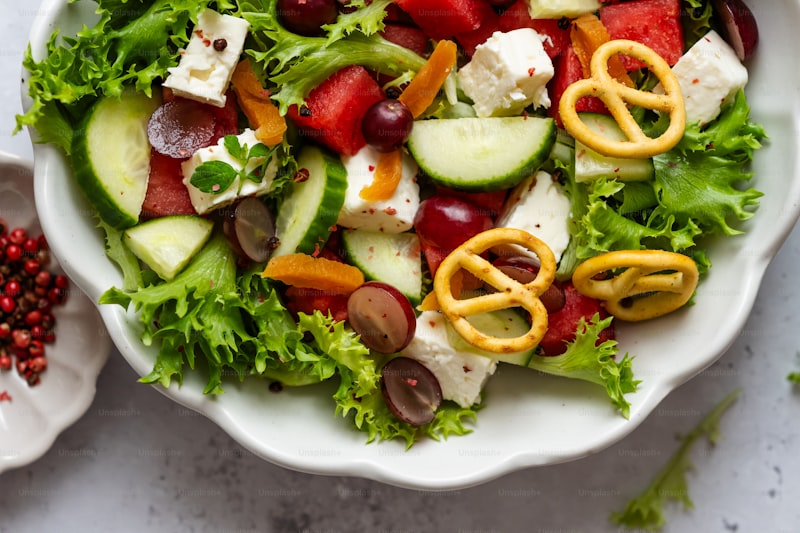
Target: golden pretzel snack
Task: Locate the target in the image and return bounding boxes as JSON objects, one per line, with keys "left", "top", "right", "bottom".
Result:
{"left": 571, "top": 250, "right": 699, "bottom": 322}
{"left": 433, "top": 228, "right": 557, "bottom": 353}
{"left": 559, "top": 39, "right": 686, "bottom": 159}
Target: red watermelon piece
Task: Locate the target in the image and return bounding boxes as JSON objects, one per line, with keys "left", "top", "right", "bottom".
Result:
{"left": 380, "top": 23, "right": 429, "bottom": 56}
{"left": 548, "top": 45, "right": 609, "bottom": 128}
{"left": 599, "top": 0, "right": 684, "bottom": 70}
{"left": 284, "top": 286, "right": 349, "bottom": 323}
{"left": 537, "top": 283, "right": 615, "bottom": 357}
{"left": 394, "top": 0, "right": 486, "bottom": 39}
{"left": 454, "top": 1, "right": 500, "bottom": 57}
{"left": 288, "top": 65, "right": 384, "bottom": 156}
{"left": 141, "top": 150, "right": 196, "bottom": 219}
{"left": 209, "top": 91, "right": 240, "bottom": 144}
{"left": 498, "top": 1, "right": 571, "bottom": 59}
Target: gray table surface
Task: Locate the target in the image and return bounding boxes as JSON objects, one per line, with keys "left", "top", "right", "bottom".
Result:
{"left": 0, "top": 1, "right": 798, "bottom": 532}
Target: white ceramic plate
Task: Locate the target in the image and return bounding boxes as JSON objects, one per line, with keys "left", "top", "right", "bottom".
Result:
{"left": 0, "top": 151, "right": 110, "bottom": 474}
{"left": 23, "top": 0, "right": 800, "bottom": 489}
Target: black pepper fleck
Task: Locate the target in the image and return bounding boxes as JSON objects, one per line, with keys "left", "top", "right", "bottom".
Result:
{"left": 213, "top": 38, "right": 228, "bottom": 52}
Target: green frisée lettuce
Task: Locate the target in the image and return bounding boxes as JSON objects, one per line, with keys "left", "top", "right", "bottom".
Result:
{"left": 611, "top": 388, "right": 740, "bottom": 530}
{"left": 16, "top": 0, "right": 209, "bottom": 153}
{"left": 563, "top": 89, "right": 765, "bottom": 274}
{"left": 528, "top": 315, "right": 638, "bottom": 419}
{"left": 238, "top": 0, "right": 427, "bottom": 114}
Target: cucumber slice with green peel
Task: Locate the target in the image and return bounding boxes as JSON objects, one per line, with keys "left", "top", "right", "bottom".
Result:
{"left": 574, "top": 113, "right": 655, "bottom": 183}
{"left": 407, "top": 116, "right": 556, "bottom": 192}
{"left": 445, "top": 309, "right": 535, "bottom": 366}
{"left": 71, "top": 92, "right": 161, "bottom": 229}
{"left": 272, "top": 145, "right": 348, "bottom": 257}
{"left": 123, "top": 215, "right": 215, "bottom": 281}
{"left": 341, "top": 229, "right": 423, "bottom": 305}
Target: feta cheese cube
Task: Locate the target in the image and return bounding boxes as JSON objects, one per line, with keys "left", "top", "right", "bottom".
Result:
{"left": 668, "top": 30, "right": 748, "bottom": 126}
{"left": 401, "top": 311, "right": 497, "bottom": 408}
{"left": 181, "top": 129, "right": 278, "bottom": 214}
{"left": 337, "top": 146, "right": 420, "bottom": 233}
{"left": 457, "top": 29, "right": 554, "bottom": 117}
{"left": 496, "top": 171, "right": 571, "bottom": 263}
{"left": 162, "top": 9, "right": 250, "bottom": 108}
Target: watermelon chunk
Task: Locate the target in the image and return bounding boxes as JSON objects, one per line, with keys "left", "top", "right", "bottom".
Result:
{"left": 288, "top": 65, "right": 384, "bottom": 156}
{"left": 209, "top": 91, "right": 240, "bottom": 144}
{"left": 498, "top": 1, "right": 571, "bottom": 59}
{"left": 394, "top": 0, "right": 486, "bottom": 39}
{"left": 454, "top": 2, "right": 500, "bottom": 57}
{"left": 599, "top": 0, "right": 684, "bottom": 70}
{"left": 380, "top": 23, "right": 429, "bottom": 56}
{"left": 284, "top": 286, "right": 349, "bottom": 323}
{"left": 141, "top": 150, "right": 196, "bottom": 219}
{"left": 548, "top": 45, "right": 609, "bottom": 127}
{"left": 537, "top": 283, "right": 615, "bottom": 357}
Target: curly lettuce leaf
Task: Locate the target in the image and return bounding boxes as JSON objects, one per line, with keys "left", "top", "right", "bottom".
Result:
{"left": 17, "top": 0, "right": 208, "bottom": 152}
{"left": 611, "top": 388, "right": 740, "bottom": 530}
{"left": 239, "top": 0, "right": 426, "bottom": 114}
{"left": 528, "top": 314, "right": 638, "bottom": 418}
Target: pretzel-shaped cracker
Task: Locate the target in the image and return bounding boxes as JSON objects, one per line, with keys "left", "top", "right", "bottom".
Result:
{"left": 572, "top": 250, "right": 699, "bottom": 322}
{"left": 434, "top": 228, "right": 556, "bottom": 353}
{"left": 559, "top": 39, "right": 686, "bottom": 159}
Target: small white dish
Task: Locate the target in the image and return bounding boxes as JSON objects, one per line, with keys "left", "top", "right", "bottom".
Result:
{"left": 0, "top": 151, "right": 110, "bottom": 474}
{"left": 22, "top": 0, "right": 800, "bottom": 489}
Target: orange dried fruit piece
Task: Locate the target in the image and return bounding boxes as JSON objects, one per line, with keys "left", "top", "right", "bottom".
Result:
{"left": 262, "top": 253, "right": 365, "bottom": 295}
{"left": 398, "top": 39, "right": 458, "bottom": 118}
{"left": 570, "top": 14, "right": 633, "bottom": 88}
{"left": 359, "top": 149, "right": 404, "bottom": 201}
{"left": 231, "top": 59, "right": 287, "bottom": 146}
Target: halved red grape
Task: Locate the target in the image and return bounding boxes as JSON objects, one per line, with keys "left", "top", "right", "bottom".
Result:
{"left": 381, "top": 357, "right": 442, "bottom": 426}
{"left": 492, "top": 254, "right": 565, "bottom": 313}
{"left": 277, "top": 0, "right": 339, "bottom": 36}
{"left": 413, "top": 195, "right": 494, "bottom": 252}
{"left": 147, "top": 99, "right": 216, "bottom": 159}
{"left": 711, "top": 0, "right": 759, "bottom": 61}
{"left": 347, "top": 281, "right": 416, "bottom": 353}
{"left": 361, "top": 99, "right": 414, "bottom": 152}
{"left": 222, "top": 197, "right": 276, "bottom": 263}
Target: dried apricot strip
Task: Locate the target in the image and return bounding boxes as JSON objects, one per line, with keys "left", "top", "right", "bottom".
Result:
{"left": 231, "top": 59, "right": 287, "bottom": 146}
{"left": 570, "top": 14, "right": 633, "bottom": 87}
{"left": 398, "top": 40, "right": 458, "bottom": 118}
{"left": 262, "top": 253, "right": 364, "bottom": 295}
{"left": 571, "top": 250, "right": 699, "bottom": 321}
{"left": 359, "top": 149, "right": 403, "bottom": 201}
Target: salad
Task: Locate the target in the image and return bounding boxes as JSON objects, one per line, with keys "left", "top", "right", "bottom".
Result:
{"left": 17, "top": 0, "right": 765, "bottom": 447}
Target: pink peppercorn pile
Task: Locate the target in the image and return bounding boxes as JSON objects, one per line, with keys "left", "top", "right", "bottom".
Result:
{"left": 0, "top": 218, "right": 69, "bottom": 386}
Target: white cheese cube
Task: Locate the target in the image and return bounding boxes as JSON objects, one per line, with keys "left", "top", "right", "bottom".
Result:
{"left": 337, "top": 146, "right": 420, "bottom": 233}
{"left": 668, "top": 30, "right": 748, "bottom": 126}
{"left": 496, "top": 171, "right": 571, "bottom": 263}
{"left": 162, "top": 9, "right": 250, "bottom": 108}
{"left": 458, "top": 29, "right": 554, "bottom": 118}
{"left": 181, "top": 129, "right": 278, "bottom": 214}
{"left": 401, "top": 311, "right": 497, "bottom": 408}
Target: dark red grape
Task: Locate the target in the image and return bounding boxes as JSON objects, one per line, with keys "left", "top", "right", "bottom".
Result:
{"left": 711, "top": 0, "right": 758, "bottom": 61}
{"left": 361, "top": 99, "right": 414, "bottom": 152}
{"left": 347, "top": 281, "right": 416, "bottom": 353}
{"left": 381, "top": 357, "right": 442, "bottom": 426}
{"left": 277, "top": 0, "right": 339, "bottom": 37}
{"left": 413, "top": 195, "right": 494, "bottom": 252}
{"left": 492, "top": 254, "right": 565, "bottom": 313}
{"left": 222, "top": 197, "right": 276, "bottom": 263}
{"left": 147, "top": 99, "right": 216, "bottom": 159}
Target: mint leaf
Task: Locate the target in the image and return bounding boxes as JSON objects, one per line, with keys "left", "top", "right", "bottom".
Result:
{"left": 223, "top": 135, "right": 247, "bottom": 161}
{"left": 190, "top": 160, "right": 238, "bottom": 194}
{"left": 611, "top": 389, "right": 741, "bottom": 530}
{"left": 248, "top": 142, "right": 272, "bottom": 159}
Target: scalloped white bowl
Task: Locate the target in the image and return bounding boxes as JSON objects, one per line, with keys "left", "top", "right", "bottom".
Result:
{"left": 23, "top": 0, "right": 800, "bottom": 489}
{"left": 0, "top": 151, "right": 110, "bottom": 474}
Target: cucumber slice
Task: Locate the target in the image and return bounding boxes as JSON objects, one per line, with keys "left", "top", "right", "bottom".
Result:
{"left": 407, "top": 116, "right": 556, "bottom": 192}
{"left": 342, "top": 229, "right": 423, "bottom": 305}
{"left": 526, "top": 0, "right": 601, "bottom": 18}
{"left": 272, "top": 145, "right": 348, "bottom": 257}
{"left": 123, "top": 215, "right": 215, "bottom": 281}
{"left": 71, "top": 92, "right": 161, "bottom": 229}
{"left": 445, "top": 309, "right": 535, "bottom": 366}
{"left": 574, "top": 112, "right": 655, "bottom": 183}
